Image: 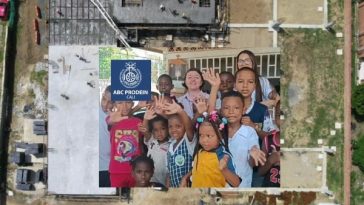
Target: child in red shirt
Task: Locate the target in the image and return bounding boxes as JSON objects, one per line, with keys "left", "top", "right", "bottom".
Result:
{"left": 108, "top": 101, "right": 143, "bottom": 187}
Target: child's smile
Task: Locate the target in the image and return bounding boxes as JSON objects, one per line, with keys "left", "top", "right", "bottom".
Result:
{"left": 168, "top": 117, "right": 186, "bottom": 140}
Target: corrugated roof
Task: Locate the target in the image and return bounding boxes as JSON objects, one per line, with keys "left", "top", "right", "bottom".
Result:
{"left": 112, "top": 0, "right": 216, "bottom": 24}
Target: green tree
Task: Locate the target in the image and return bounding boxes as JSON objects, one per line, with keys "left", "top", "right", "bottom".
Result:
{"left": 352, "top": 84, "right": 364, "bottom": 116}
{"left": 353, "top": 134, "right": 364, "bottom": 172}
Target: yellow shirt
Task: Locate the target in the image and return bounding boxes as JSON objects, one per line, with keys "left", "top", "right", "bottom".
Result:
{"left": 191, "top": 150, "right": 226, "bottom": 187}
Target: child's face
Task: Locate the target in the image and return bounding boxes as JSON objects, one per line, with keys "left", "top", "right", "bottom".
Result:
{"left": 168, "top": 116, "right": 186, "bottom": 140}
{"left": 101, "top": 91, "right": 113, "bottom": 112}
{"left": 115, "top": 101, "right": 134, "bottom": 116}
{"left": 199, "top": 122, "right": 220, "bottom": 151}
{"left": 157, "top": 77, "right": 173, "bottom": 94}
{"left": 237, "top": 53, "right": 253, "bottom": 69}
{"left": 152, "top": 121, "right": 169, "bottom": 142}
{"left": 221, "top": 96, "right": 244, "bottom": 124}
{"left": 133, "top": 162, "right": 153, "bottom": 187}
{"left": 219, "top": 74, "right": 234, "bottom": 93}
{"left": 235, "top": 70, "right": 256, "bottom": 98}
{"left": 185, "top": 71, "right": 202, "bottom": 91}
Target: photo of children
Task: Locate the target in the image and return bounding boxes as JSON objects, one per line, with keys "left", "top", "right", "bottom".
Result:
{"left": 5, "top": 0, "right": 352, "bottom": 203}
{"left": 99, "top": 48, "right": 280, "bottom": 188}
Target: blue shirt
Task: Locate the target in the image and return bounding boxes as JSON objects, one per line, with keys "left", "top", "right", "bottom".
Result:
{"left": 246, "top": 101, "right": 277, "bottom": 132}
{"left": 215, "top": 145, "right": 236, "bottom": 180}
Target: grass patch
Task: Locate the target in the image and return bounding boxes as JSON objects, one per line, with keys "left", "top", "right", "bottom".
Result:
{"left": 0, "top": 49, "right": 3, "bottom": 63}
{"left": 30, "top": 70, "right": 47, "bottom": 86}
{"left": 351, "top": 170, "right": 364, "bottom": 204}
{"left": 327, "top": 143, "right": 344, "bottom": 200}
{"left": 280, "top": 25, "right": 344, "bottom": 202}
{"left": 28, "top": 88, "right": 35, "bottom": 99}
{"left": 0, "top": 21, "right": 7, "bottom": 64}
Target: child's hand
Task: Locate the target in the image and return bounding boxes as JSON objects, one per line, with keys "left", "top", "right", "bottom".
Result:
{"left": 193, "top": 97, "right": 208, "bottom": 115}
{"left": 241, "top": 116, "right": 255, "bottom": 128}
{"left": 144, "top": 106, "right": 157, "bottom": 120}
{"left": 249, "top": 146, "right": 266, "bottom": 166}
{"left": 202, "top": 67, "right": 221, "bottom": 88}
{"left": 163, "top": 100, "right": 183, "bottom": 115}
{"left": 137, "top": 123, "right": 148, "bottom": 134}
{"left": 268, "top": 145, "right": 280, "bottom": 166}
{"left": 219, "top": 155, "right": 229, "bottom": 171}
{"left": 107, "top": 109, "right": 128, "bottom": 125}
{"left": 153, "top": 95, "right": 165, "bottom": 115}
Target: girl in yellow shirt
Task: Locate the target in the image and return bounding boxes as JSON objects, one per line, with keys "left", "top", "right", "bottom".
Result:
{"left": 180, "top": 111, "right": 241, "bottom": 187}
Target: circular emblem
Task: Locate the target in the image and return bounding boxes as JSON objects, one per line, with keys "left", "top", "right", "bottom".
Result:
{"left": 119, "top": 62, "right": 142, "bottom": 89}
{"left": 175, "top": 155, "right": 185, "bottom": 166}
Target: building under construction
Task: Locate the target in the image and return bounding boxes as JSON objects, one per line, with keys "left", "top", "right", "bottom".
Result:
{"left": 49, "top": 0, "right": 226, "bottom": 47}
{"left": 111, "top": 0, "right": 226, "bottom": 46}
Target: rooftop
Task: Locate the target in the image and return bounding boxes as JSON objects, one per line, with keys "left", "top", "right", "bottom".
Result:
{"left": 112, "top": 0, "right": 216, "bottom": 25}
{"left": 48, "top": 46, "right": 115, "bottom": 195}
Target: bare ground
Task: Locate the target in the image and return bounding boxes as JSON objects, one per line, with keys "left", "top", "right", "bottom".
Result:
{"left": 229, "top": 0, "right": 272, "bottom": 24}
{"left": 7, "top": 0, "right": 48, "bottom": 203}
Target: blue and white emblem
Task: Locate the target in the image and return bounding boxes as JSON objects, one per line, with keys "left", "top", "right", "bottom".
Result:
{"left": 119, "top": 62, "right": 142, "bottom": 89}
{"left": 111, "top": 59, "right": 151, "bottom": 101}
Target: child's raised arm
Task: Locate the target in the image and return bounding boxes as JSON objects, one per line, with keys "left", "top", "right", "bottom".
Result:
{"left": 106, "top": 109, "right": 128, "bottom": 126}
{"left": 163, "top": 100, "right": 194, "bottom": 142}
{"left": 191, "top": 97, "right": 208, "bottom": 124}
{"left": 141, "top": 106, "right": 157, "bottom": 142}
{"left": 153, "top": 95, "right": 169, "bottom": 119}
{"left": 202, "top": 68, "right": 221, "bottom": 113}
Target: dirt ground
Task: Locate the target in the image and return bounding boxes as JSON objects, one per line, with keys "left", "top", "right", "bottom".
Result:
{"left": 11, "top": 0, "right": 48, "bottom": 126}
{"left": 278, "top": 0, "right": 325, "bottom": 24}
{"left": 132, "top": 188, "right": 202, "bottom": 205}
{"left": 7, "top": 0, "right": 48, "bottom": 203}
{"left": 281, "top": 150, "right": 323, "bottom": 188}
{"left": 7, "top": 196, "right": 124, "bottom": 205}
{"left": 279, "top": 1, "right": 344, "bottom": 201}
{"left": 279, "top": 33, "right": 311, "bottom": 146}
{"left": 229, "top": 0, "right": 272, "bottom": 24}
{"left": 228, "top": 28, "right": 273, "bottom": 48}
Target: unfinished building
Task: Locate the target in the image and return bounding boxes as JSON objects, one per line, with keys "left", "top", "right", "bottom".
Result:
{"left": 111, "top": 0, "right": 225, "bottom": 47}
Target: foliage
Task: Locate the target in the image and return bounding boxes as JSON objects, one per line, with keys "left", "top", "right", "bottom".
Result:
{"left": 30, "top": 70, "right": 47, "bottom": 86}
{"left": 353, "top": 84, "right": 364, "bottom": 116}
{"left": 353, "top": 134, "right": 364, "bottom": 172}
{"left": 99, "top": 47, "right": 126, "bottom": 80}
{"left": 351, "top": 171, "right": 364, "bottom": 205}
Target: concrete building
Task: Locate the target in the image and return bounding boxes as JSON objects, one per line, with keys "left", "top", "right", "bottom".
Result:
{"left": 153, "top": 47, "right": 281, "bottom": 93}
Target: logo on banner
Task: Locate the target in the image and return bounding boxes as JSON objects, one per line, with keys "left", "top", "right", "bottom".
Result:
{"left": 111, "top": 60, "right": 151, "bottom": 101}
{"left": 119, "top": 62, "right": 142, "bottom": 89}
